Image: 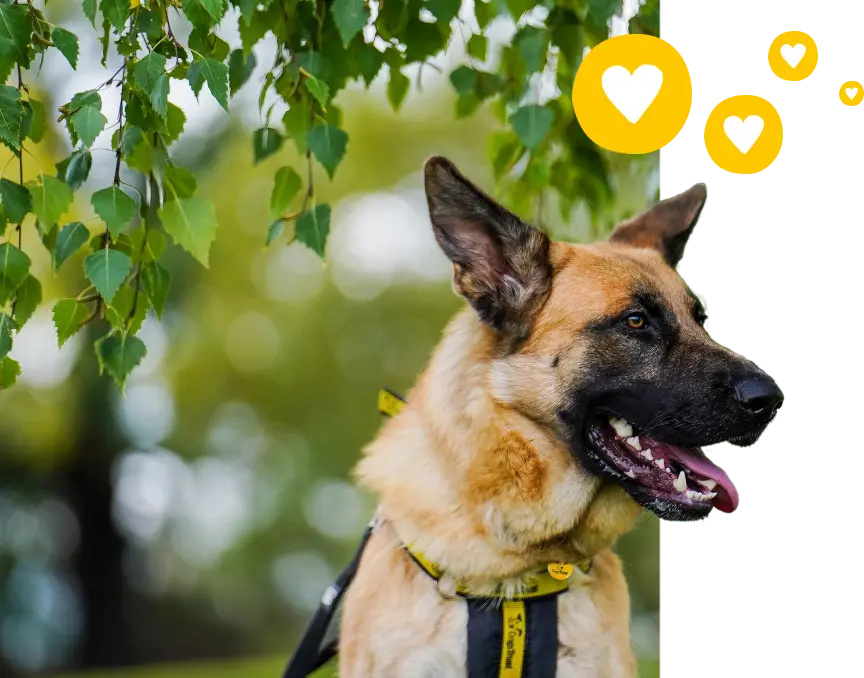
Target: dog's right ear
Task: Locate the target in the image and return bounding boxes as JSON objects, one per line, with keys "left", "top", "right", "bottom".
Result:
{"left": 424, "top": 156, "right": 552, "bottom": 340}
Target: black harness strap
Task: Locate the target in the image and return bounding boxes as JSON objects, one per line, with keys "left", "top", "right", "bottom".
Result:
{"left": 281, "top": 517, "right": 377, "bottom": 678}
{"left": 467, "top": 596, "right": 560, "bottom": 678}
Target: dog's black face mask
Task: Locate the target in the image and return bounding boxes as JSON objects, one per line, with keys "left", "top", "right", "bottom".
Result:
{"left": 559, "top": 291, "right": 783, "bottom": 522}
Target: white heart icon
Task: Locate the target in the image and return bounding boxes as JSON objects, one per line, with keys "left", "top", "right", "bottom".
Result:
{"left": 780, "top": 43, "right": 806, "bottom": 68}
{"left": 723, "top": 116, "right": 765, "bottom": 155}
{"left": 846, "top": 87, "right": 859, "bottom": 99}
{"left": 601, "top": 64, "right": 664, "bottom": 124}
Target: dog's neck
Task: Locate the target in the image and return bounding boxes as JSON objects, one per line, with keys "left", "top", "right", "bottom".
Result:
{"left": 356, "top": 309, "right": 642, "bottom": 582}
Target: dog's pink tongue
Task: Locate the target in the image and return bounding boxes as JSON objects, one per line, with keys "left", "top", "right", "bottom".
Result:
{"left": 648, "top": 441, "right": 738, "bottom": 513}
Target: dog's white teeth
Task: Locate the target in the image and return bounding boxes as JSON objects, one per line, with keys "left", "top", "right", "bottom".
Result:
{"left": 674, "top": 471, "right": 688, "bottom": 492}
{"left": 686, "top": 490, "right": 696, "bottom": 499}
{"left": 686, "top": 490, "right": 718, "bottom": 501}
{"left": 625, "top": 436, "right": 641, "bottom": 451}
{"left": 704, "top": 491, "right": 717, "bottom": 500}
{"left": 655, "top": 458, "right": 665, "bottom": 470}
{"left": 609, "top": 417, "right": 633, "bottom": 438}
{"left": 640, "top": 449, "right": 654, "bottom": 461}
{"left": 625, "top": 470, "right": 636, "bottom": 479}
{"left": 697, "top": 479, "right": 717, "bottom": 491}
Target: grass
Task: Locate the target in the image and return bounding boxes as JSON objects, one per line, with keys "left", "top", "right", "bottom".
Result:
{"left": 53, "top": 655, "right": 660, "bottom": 677}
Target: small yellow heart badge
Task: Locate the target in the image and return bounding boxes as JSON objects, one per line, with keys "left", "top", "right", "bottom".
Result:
{"left": 547, "top": 562, "right": 574, "bottom": 580}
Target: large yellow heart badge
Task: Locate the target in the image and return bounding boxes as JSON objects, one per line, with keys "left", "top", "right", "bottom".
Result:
{"left": 547, "top": 562, "right": 574, "bottom": 581}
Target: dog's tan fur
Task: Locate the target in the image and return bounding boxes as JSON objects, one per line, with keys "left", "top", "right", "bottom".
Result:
{"left": 340, "top": 160, "right": 711, "bottom": 677}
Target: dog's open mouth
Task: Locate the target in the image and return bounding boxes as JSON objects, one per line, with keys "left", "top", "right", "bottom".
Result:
{"left": 586, "top": 414, "right": 739, "bottom": 515}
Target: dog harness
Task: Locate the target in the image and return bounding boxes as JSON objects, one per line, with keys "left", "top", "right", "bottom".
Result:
{"left": 404, "top": 544, "right": 591, "bottom": 678}
{"left": 281, "top": 390, "right": 592, "bottom": 678}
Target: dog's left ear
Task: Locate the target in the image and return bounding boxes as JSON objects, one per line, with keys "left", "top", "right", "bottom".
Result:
{"left": 609, "top": 184, "right": 707, "bottom": 268}
{"left": 424, "top": 156, "right": 551, "bottom": 340}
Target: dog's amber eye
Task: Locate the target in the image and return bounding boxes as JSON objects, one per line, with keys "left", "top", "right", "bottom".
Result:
{"left": 625, "top": 313, "right": 647, "bottom": 329}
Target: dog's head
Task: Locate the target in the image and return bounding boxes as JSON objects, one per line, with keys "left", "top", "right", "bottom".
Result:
{"left": 424, "top": 156, "right": 783, "bottom": 522}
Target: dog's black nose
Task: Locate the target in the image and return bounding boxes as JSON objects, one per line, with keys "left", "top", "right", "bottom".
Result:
{"left": 733, "top": 375, "right": 784, "bottom": 415}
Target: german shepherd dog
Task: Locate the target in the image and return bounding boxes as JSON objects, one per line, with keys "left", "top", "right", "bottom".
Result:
{"left": 340, "top": 157, "right": 783, "bottom": 677}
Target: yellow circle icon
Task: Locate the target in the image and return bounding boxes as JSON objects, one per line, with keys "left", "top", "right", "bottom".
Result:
{"left": 768, "top": 32, "right": 817, "bottom": 81}
{"left": 840, "top": 81, "right": 863, "bottom": 106}
{"left": 704, "top": 96, "right": 783, "bottom": 174}
{"left": 571, "top": 34, "right": 692, "bottom": 154}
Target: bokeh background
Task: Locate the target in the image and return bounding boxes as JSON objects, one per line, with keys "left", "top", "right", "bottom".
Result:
{"left": 0, "top": 1, "right": 658, "bottom": 677}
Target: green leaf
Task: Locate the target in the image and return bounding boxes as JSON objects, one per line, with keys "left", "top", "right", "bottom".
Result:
{"left": 548, "top": 7, "right": 583, "bottom": 71}
{"left": 515, "top": 26, "right": 549, "bottom": 73}
{"left": 106, "top": 285, "right": 149, "bottom": 335}
{"left": 332, "top": 0, "right": 370, "bottom": 47}
{"left": 198, "top": 0, "right": 224, "bottom": 19}
{"left": 0, "top": 243, "right": 29, "bottom": 305}
{"left": 164, "top": 165, "right": 197, "bottom": 200}
{"left": 283, "top": 103, "right": 310, "bottom": 155}
{"left": 141, "top": 261, "right": 171, "bottom": 318}
{"left": 12, "top": 275, "right": 40, "bottom": 328}
{"left": 387, "top": 68, "right": 410, "bottom": 111}
{"left": 449, "top": 66, "right": 477, "bottom": 95}
{"left": 630, "top": 0, "right": 658, "bottom": 37}
{"left": 95, "top": 333, "right": 147, "bottom": 390}
{"left": 83, "top": 0, "right": 97, "bottom": 25}
{"left": 228, "top": 48, "right": 256, "bottom": 95}
{"left": 0, "top": 313, "right": 13, "bottom": 360}
{"left": 53, "top": 299, "right": 89, "bottom": 348}
{"left": 26, "top": 175, "right": 73, "bottom": 228}
{"left": 0, "top": 356, "right": 19, "bottom": 388}
{"left": 404, "top": 19, "right": 448, "bottom": 63}
{"left": 504, "top": 0, "right": 535, "bottom": 20}
{"left": 307, "top": 125, "right": 348, "bottom": 179}
{"left": 134, "top": 52, "right": 169, "bottom": 118}
{"left": 158, "top": 196, "right": 218, "bottom": 267}
{"left": 25, "top": 99, "right": 45, "bottom": 142}
{"left": 295, "top": 203, "right": 331, "bottom": 257}
{"left": 0, "top": 179, "right": 31, "bottom": 223}
{"left": 509, "top": 105, "right": 555, "bottom": 150}
{"left": 52, "top": 27, "right": 79, "bottom": 69}
{"left": 100, "top": 0, "right": 130, "bottom": 31}
{"left": 356, "top": 45, "right": 384, "bottom": 87}
{"left": 253, "top": 127, "right": 284, "bottom": 163}
{"left": 62, "top": 149, "right": 93, "bottom": 189}
{"left": 474, "top": 0, "right": 492, "bottom": 28}
{"left": 129, "top": 228, "right": 166, "bottom": 263}
{"left": 71, "top": 105, "right": 107, "bottom": 147}
{"left": 304, "top": 76, "right": 330, "bottom": 109}
{"left": 92, "top": 186, "right": 138, "bottom": 239}
{"left": 265, "top": 219, "right": 284, "bottom": 247}
{"left": 467, "top": 35, "right": 487, "bottom": 61}
{"left": 0, "top": 5, "right": 32, "bottom": 62}
{"left": 189, "top": 57, "right": 229, "bottom": 111}
{"left": 54, "top": 222, "right": 90, "bottom": 271}
{"left": 0, "top": 85, "right": 24, "bottom": 151}
{"left": 425, "top": 0, "right": 460, "bottom": 23}
{"left": 163, "top": 104, "right": 187, "bottom": 144}
{"left": 84, "top": 248, "right": 133, "bottom": 302}
{"left": 270, "top": 166, "right": 302, "bottom": 218}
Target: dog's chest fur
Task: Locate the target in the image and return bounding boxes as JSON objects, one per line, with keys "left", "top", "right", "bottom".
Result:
{"left": 340, "top": 524, "right": 635, "bottom": 678}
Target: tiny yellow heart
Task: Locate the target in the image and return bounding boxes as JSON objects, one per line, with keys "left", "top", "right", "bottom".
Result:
{"left": 547, "top": 562, "right": 574, "bottom": 580}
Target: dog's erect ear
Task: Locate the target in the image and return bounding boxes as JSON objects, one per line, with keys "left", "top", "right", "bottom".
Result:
{"left": 424, "top": 156, "right": 551, "bottom": 340}
{"left": 609, "top": 184, "right": 707, "bottom": 267}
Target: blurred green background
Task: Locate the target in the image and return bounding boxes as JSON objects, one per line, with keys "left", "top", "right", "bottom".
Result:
{"left": 0, "top": 9, "right": 659, "bottom": 678}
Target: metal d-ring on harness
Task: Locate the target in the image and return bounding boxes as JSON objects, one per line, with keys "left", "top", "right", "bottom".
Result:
{"left": 280, "top": 390, "right": 404, "bottom": 678}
